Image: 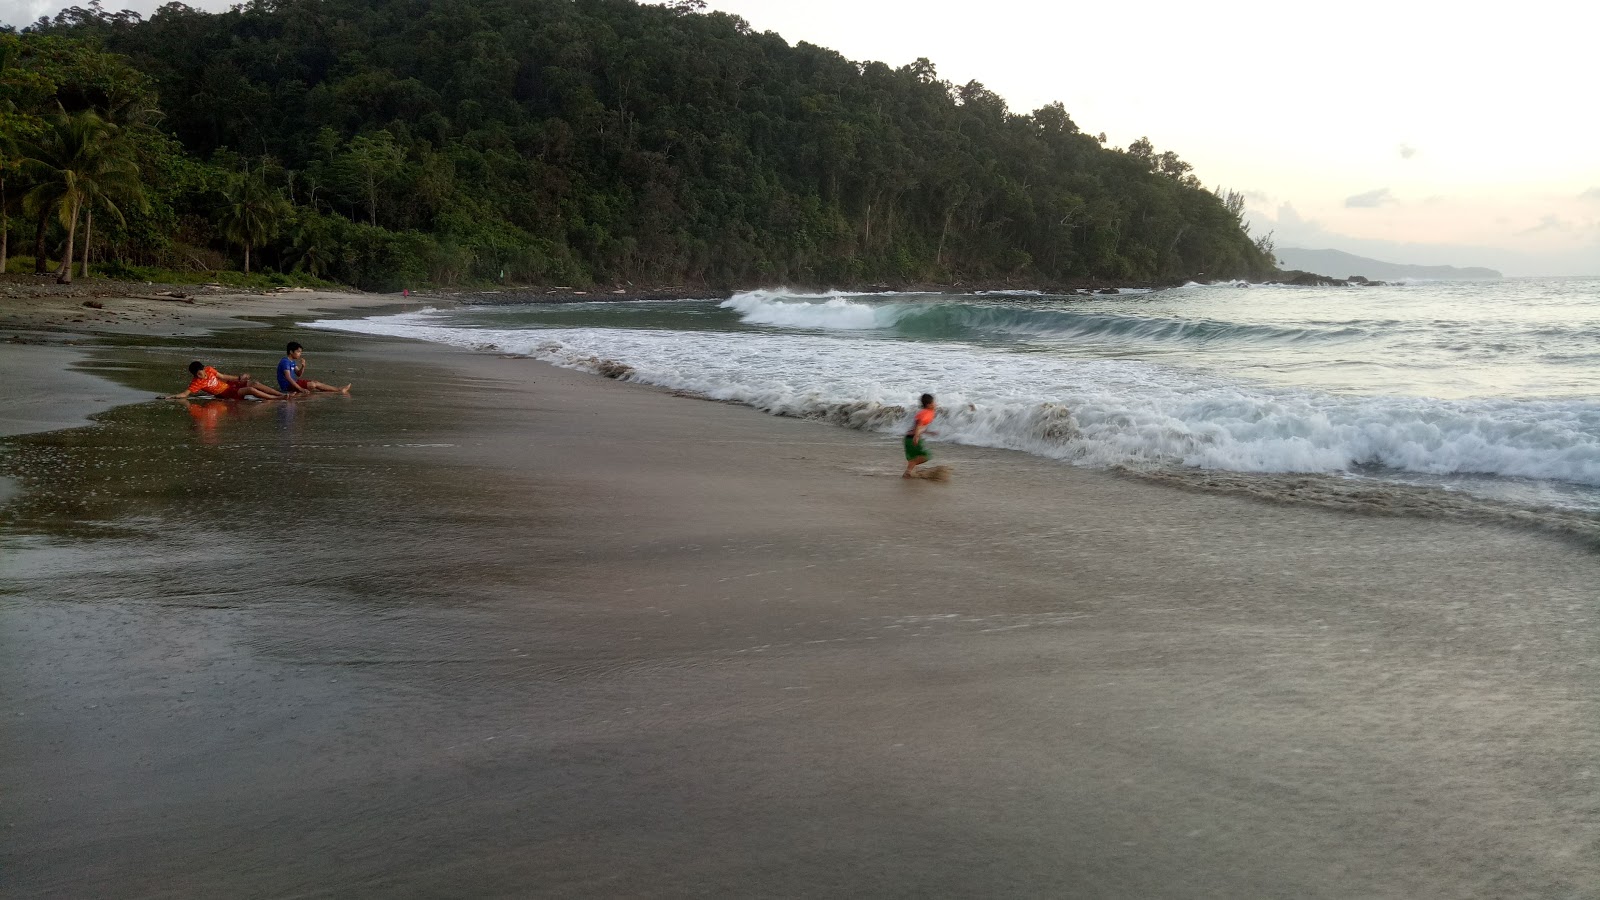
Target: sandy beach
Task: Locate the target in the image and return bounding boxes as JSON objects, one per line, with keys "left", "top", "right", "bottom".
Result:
{"left": 2, "top": 291, "right": 1597, "bottom": 898}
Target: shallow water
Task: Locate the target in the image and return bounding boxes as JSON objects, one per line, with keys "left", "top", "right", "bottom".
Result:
{"left": 4, "top": 331, "right": 1599, "bottom": 898}
{"left": 312, "top": 279, "right": 1600, "bottom": 522}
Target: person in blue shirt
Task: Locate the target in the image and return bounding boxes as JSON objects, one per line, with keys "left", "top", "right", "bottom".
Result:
{"left": 276, "top": 341, "right": 351, "bottom": 395}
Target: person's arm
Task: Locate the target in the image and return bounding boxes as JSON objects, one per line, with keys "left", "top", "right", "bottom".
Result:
{"left": 163, "top": 389, "right": 195, "bottom": 400}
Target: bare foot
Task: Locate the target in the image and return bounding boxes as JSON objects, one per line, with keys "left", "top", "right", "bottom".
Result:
{"left": 340, "top": 385, "right": 352, "bottom": 395}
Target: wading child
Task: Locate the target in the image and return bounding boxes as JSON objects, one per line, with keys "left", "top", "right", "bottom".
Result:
{"left": 165, "top": 361, "right": 288, "bottom": 401}
{"left": 277, "top": 341, "right": 351, "bottom": 395}
{"left": 903, "top": 392, "right": 937, "bottom": 478}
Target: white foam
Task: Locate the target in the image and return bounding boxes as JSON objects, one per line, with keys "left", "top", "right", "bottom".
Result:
{"left": 308, "top": 312, "right": 1600, "bottom": 492}
{"left": 720, "top": 292, "right": 896, "bottom": 330}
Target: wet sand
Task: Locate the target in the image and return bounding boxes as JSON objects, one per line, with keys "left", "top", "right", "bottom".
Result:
{"left": 2, "top": 313, "right": 1598, "bottom": 897}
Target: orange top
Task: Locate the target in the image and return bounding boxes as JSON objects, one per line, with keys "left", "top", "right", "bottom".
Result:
{"left": 915, "top": 408, "right": 936, "bottom": 428}
{"left": 188, "top": 367, "right": 228, "bottom": 395}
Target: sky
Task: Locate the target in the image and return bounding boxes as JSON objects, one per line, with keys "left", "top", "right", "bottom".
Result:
{"left": 5, "top": 0, "right": 1597, "bottom": 275}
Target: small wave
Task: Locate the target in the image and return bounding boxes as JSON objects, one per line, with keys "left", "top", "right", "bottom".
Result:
{"left": 721, "top": 293, "right": 895, "bottom": 329}
{"left": 892, "top": 305, "right": 1362, "bottom": 345}
{"left": 309, "top": 315, "right": 1600, "bottom": 494}
{"left": 1134, "top": 468, "right": 1600, "bottom": 545}
{"left": 720, "top": 293, "right": 1365, "bottom": 346}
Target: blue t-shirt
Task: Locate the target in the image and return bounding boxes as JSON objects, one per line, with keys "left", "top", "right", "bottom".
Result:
{"left": 276, "top": 356, "right": 300, "bottom": 391}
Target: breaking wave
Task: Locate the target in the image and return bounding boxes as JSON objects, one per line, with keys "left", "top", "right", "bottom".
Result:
{"left": 309, "top": 312, "right": 1600, "bottom": 508}
{"left": 719, "top": 290, "right": 1363, "bottom": 346}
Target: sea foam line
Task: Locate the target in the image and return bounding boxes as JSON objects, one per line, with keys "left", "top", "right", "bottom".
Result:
{"left": 308, "top": 312, "right": 1600, "bottom": 493}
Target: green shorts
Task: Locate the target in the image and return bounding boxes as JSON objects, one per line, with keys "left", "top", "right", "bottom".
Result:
{"left": 903, "top": 435, "right": 928, "bottom": 460}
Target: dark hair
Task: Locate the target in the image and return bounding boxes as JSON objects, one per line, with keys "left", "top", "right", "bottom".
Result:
{"left": 286, "top": 341, "right": 303, "bottom": 354}
{"left": 920, "top": 393, "right": 935, "bottom": 407}
{"left": 188, "top": 360, "right": 205, "bottom": 376}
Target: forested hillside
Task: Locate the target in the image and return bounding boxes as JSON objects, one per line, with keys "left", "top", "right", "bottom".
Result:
{"left": 2, "top": 0, "right": 1277, "bottom": 289}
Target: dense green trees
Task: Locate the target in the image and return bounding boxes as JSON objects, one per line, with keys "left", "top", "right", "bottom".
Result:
{"left": 2, "top": 0, "right": 1275, "bottom": 288}
{"left": 217, "top": 171, "right": 289, "bottom": 273}
{"left": 21, "top": 110, "right": 143, "bottom": 282}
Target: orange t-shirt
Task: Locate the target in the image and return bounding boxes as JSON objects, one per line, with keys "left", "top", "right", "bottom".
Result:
{"left": 914, "top": 408, "right": 936, "bottom": 428}
{"left": 188, "top": 367, "right": 229, "bottom": 395}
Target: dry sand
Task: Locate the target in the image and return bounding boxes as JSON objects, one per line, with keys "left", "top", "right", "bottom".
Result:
{"left": 1, "top": 292, "right": 1597, "bottom": 898}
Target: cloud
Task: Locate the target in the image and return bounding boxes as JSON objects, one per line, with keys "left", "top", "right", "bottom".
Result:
{"left": 1580, "top": 187, "right": 1600, "bottom": 203}
{"left": 1244, "top": 201, "right": 1600, "bottom": 276}
{"left": 1345, "top": 188, "right": 1396, "bottom": 209}
{"left": 1398, "top": 143, "right": 1417, "bottom": 160}
{"left": 0, "top": 0, "right": 58, "bottom": 25}
{"left": 1519, "top": 214, "right": 1573, "bottom": 236}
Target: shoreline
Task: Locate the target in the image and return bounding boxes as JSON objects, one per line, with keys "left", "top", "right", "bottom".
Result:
{"left": 432, "top": 277, "right": 1184, "bottom": 306}
{"left": 7, "top": 281, "right": 1593, "bottom": 546}
{"left": 5, "top": 284, "right": 1596, "bottom": 546}
{"left": 0, "top": 286, "right": 431, "bottom": 437}
{"left": 3, "top": 287, "right": 1599, "bottom": 896}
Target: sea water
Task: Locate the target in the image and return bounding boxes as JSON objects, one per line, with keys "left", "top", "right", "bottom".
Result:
{"left": 309, "top": 278, "right": 1600, "bottom": 523}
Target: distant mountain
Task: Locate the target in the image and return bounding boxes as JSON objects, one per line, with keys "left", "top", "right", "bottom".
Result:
{"left": 1276, "top": 248, "right": 1501, "bottom": 281}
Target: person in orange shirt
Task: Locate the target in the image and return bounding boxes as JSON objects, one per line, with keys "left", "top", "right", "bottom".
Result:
{"left": 902, "top": 392, "right": 938, "bottom": 478}
{"left": 164, "top": 360, "right": 288, "bottom": 401}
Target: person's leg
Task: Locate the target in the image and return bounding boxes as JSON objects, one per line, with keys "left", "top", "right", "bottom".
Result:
{"left": 303, "top": 379, "right": 351, "bottom": 394}
{"left": 903, "top": 453, "right": 928, "bottom": 478}
{"left": 903, "top": 435, "right": 929, "bottom": 477}
{"left": 241, "top": 383, "right": 285, "bottom": 400}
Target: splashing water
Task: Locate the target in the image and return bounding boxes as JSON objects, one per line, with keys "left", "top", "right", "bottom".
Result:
{"left": 311, "top": 279, "right": 1600, "bottom": 518}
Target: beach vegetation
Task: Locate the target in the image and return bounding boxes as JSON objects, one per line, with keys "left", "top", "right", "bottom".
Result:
{"left": 217, "top": 170, "right": 291, "bottom": 274}
{"left": 18, "top": 109, "right": 144, "bottom": 283}
{"left": 1, "top": 0, "right": 1277, "bottom": 289}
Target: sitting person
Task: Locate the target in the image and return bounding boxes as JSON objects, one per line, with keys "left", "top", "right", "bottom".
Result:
{"left": 277, "top": 341, "right": 351, "bottom": 395}
{"left": 165, "top": 360, "right": 288, "bottom": 401}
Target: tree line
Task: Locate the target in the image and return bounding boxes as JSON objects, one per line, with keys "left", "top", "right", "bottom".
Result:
{"left": 2, "top": 0, "right": 1277, "bottom": 290}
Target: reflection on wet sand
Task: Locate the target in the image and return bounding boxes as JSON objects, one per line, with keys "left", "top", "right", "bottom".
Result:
{"left": 2, "top": 333, "right": 1598, "bottom": 898}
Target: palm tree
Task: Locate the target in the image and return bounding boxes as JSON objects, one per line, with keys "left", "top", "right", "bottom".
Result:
{"left": 20, "top": 111, "right": 142, "bottom": 285}
{"left": 0, "top": 136, "right": 14, "bottom": 276}
{"left": 284, "top": 212, "right": 338, "bottom": 278}
{"left": 0, "top": 43, "right": 25, "bottom": 276}
{"left": 218, "top": 172, "right": 290, "bottom": 274}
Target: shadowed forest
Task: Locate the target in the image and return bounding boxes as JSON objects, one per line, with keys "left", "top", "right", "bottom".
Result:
{"left": 2, "top": 0, "right": 1277, "bottom": 289}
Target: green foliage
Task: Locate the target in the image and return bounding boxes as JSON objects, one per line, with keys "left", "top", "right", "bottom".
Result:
{"left": 4, "top": 0, "right": 1278, "bottom": 288}
{"left": 18, "top": 109, "right": 144, "bottom": 282}
{"left": 217, "top": 170, "right": 291, "bottom": 273}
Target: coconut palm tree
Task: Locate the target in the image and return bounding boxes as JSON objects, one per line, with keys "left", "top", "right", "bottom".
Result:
{"left": 284, "top": 212, "right": 338, "bottom": 278}
{"left": 218, "top": 171, "right": 291, "bottom": 274}
{"left": 20, "top": 111, "right": 142, "bottom": 284}
{"left": 0, "top": 42, "right": 24, "bottom": 276}
{"left": 0, "top": 136, "right": 15, "bottom": 276}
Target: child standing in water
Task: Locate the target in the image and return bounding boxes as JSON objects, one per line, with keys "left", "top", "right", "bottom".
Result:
{"left": 903, "top": 393, "right": 937, "bottom": 478}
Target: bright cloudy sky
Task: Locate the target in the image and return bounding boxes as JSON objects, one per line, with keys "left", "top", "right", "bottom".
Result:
{"left": 6, "top": 0, "right": 1597, "bottom": 274}
{"left": 702, "top": 0, "right": 1600, "bottom": 276}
